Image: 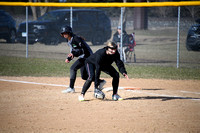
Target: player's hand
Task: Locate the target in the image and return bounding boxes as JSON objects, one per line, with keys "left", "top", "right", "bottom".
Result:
{"left": 65, "top": 58, "right": 70, "bottom": 63}
{"left": 123, "top": 73, "right": 129, "bottom": 80}
{"left": 68, "top": 53, "right": 74, "bottom": 59}
{"left": 65, "top": 53, "right": 74, "bottom": 63}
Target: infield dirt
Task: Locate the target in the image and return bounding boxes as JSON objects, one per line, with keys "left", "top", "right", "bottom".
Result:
{"left": 0, "top": 76, "right": 199, "bottom": 133}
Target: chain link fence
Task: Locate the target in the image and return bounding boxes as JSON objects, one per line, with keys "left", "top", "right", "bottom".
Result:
{"left": 0, "top": 3, "right": 200, "bottom": 68}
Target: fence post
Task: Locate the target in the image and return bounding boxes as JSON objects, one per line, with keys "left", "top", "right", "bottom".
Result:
{"left": 70, "top": 7, "right": 73, "bottom": 29}
{"left": 120, "top": 7, "right": 123, "bottom": 61}
{"left": 177, "top": 6, "right": 180, "bottom": 68}
{"left": 26, "top": 6, "right": 28, "bottom": 58}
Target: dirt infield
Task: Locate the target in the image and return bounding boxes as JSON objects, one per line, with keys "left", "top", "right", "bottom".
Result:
{"left": 0, "top": 76, "right": 200, "bottom": 133}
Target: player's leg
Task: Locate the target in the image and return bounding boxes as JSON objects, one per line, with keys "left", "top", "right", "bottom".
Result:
{"left": 102, "top": 66, "right": 122, "bottom": 100}
{"left": 69, "top": 58, "right": 85, "bottom": 88}
{"left": 81, "top": 63, "right": 106, "bottom": 90}
{"left": 102, "top": 65, "right": 119, "bottom": 94}
{"left": 62, "top": 59, "right": 84, "bottom": 93}
{"left": 99, "top": 79, "right": 106, "bottom": 90}
{"left": 79, "top": 63, "right": 95, "bottom": 101}
{"left": 80, "top": 65, "right": 88, "bottom": 80}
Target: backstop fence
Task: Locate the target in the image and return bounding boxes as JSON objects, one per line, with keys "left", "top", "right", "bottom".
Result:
{"left": 0, "top": 1, "right": 200, "bottom": 68}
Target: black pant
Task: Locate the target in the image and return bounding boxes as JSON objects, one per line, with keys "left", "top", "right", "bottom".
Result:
{"left": 69, "top": 58, "right": 88, "bottom": 88}
{"left": 81, "top": 63, "right": 119, "bottom": 95}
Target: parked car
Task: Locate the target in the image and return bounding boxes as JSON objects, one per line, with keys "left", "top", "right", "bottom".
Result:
{"left": 16, "top": 9, "right": 112, "bottom": 45}
{"left": 0, "top": 10, "right": 16, "bottom": 43}
{"left": 186, "top": 19, "right": 200, "bottom": 51}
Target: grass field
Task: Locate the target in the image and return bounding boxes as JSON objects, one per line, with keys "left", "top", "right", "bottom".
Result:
{"left": 0, "top": 56, "right": 200, "bottom": 80}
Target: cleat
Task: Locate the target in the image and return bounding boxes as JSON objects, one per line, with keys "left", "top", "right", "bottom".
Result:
{"left": 99, "top": 80, "right": 106, "bottom": 90}
{"left": 112, "top": 94, "right": 123, "bottom": 101}
{"left": 94, "top": 88, "right": 105, "bottom": 100}
{"left": 61, "top": 87, "right": 75, "bottom": 93}
{"left": 78, "top": 94, "right": 85, "bottom": 101}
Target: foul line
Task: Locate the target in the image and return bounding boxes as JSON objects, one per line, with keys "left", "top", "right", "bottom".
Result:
{"left": 0, "top": 79, "right": 128, "bottom": 89}
{"left": 180, "top": 91, "right": 200, "bottom": 95}
{"left": 1, "top": 78, "right": 199, "bottom": 101}
{"left": 0, "top": 78, "right": 82, "bottom": 88}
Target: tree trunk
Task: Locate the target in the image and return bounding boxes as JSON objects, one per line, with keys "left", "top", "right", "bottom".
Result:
{"left": 118, "top": 0, "right": 127, "bottom": 31}
{"left": 133, "top": 0, "right": 148, "bottom": 30}
{"left": 39, "top": 0, "right": 48, "bottom": 17}
{"left": 29, "top": 0, "right": 37, "bottom": 20}
{"left": 29, "top": 0, "right": 49, "bottom": 20}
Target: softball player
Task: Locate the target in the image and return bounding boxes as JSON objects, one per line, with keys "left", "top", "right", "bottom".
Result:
{"left": 79, "top": 41, "right": 129, "bottom": 101}
{"left": 60, "top": 25, "right": 106, "bottom": 93}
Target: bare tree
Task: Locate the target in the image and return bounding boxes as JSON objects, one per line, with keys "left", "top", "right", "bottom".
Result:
{"left": 185, "top": 6, "right": 200, "bottom": 20}
{"left": 118, "top": 0, "right": 127, "bottom": 30}
{"left": 158, "top": 7, "right": 168, "bottom": 18}
{"left": 29, "top": 0, "right": 49, "bottom": 20}
{"left": 133, "top": 0, "right": 148, "bottom": 30}
{"left": 29, "top": 0, "right": 37, "bottom": 20}
{"left": 39, "top": 0, "right": 48, "bottom": 17}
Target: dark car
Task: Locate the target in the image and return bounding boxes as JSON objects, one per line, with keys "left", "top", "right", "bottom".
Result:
{"left": 0, "top": 10, "right": 16, "bottom": 43}
{"left": 186, "top": 19, "right": 200, "bottom": 51}
{"left": 16, "top": 9, "right": 112, "bottom": 45}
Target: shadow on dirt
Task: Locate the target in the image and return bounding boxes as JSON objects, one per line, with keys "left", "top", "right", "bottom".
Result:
{"left": 124, "top": 96, "right": 200, "bottom": 101}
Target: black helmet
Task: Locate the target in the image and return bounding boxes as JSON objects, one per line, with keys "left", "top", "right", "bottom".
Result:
{"left": 60, "top": 25, "right": 73, "bottom": 34}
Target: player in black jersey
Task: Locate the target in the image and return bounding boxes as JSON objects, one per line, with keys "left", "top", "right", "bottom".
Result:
{"left": 60, "top": 25, "right": 106, "bottom": 93}
{"left": 79, "top": 41, "right": 129, "bottom": 101}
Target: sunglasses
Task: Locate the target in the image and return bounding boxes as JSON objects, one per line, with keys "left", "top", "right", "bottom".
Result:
{"left": 108, "top": 46, "right": 117, "bottom": 50}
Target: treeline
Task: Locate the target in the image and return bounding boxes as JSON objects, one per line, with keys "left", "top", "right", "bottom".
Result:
{"left": 1, "top": 0, "right": 200, "bottom": 19}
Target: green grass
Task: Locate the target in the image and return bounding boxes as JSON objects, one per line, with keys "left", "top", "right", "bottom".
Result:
{"left": 0, "top": 56, "right": 199, "bottom": 80}
{"left": 125, "top": 65, "right": 200, "bottom": 80}
{"left": 0, "top": 56, "right": 69, "bottom": 77}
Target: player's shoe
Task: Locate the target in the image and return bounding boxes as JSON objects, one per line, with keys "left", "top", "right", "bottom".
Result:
{"left": 94, "top": 88, "right": 105, "bottom": 99}
{"left": 61, "top": 87, "right": 75, "bottom": 93}
{"left": 112, "top": 94, "right": 123, "bottom": 101}
{"left": 78, "top": 94, "right": 85, "bottom": 102}
{"left": 99, "top": 80, "right": 106, "bottom": 90}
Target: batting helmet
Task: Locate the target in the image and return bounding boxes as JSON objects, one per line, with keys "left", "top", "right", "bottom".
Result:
{"left": 60, "top": 25, "right": 73, "bottom": 35}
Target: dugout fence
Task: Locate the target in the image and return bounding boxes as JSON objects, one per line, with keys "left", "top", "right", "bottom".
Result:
{"left": 0, "top": 1, "right": 200, "bottom": 68}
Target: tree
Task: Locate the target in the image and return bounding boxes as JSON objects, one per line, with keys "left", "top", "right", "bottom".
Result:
{"left": 133, "top": 0, "right": 148, "bottom": 30}
{"left": 185, "top": 6, "right": 200, "bottom": 20}
{"left": 29, "top": 0, "right": 49, "bottom": 20}
{"left": 117, "top": 0, "right": 127, "bottom": 30}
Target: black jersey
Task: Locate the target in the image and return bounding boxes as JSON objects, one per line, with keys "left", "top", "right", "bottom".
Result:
{"left": 68, "top": 34, "right": 93, "bottom": 58}
{"left": 85, "top": 47, "right": 127, "bottom": 83}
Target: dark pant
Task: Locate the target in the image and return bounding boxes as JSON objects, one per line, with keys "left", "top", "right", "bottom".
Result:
{"left": 69, "top": 58, "right": 88, "bottom": 88}
{"left": 81, "top": 63, "right": 119, "bottom": 95}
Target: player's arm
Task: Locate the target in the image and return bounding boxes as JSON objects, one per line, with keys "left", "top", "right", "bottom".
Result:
{"left": 71, "top": 36, "right": 84, "bottom": 57}
{"left": 71, "top": 48, "right": 84, "bottom": 57}
{"left": 123, "top": 73, "right": 129, "bottom": 80}
{"left": 65, "top": 53, "right": 74, "bottom": 63}
{"left": 115, "top": 52, "right": 128, "bottom": 79}
{"left": 65, "top": 47, "right": 84, "bottom": 63}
